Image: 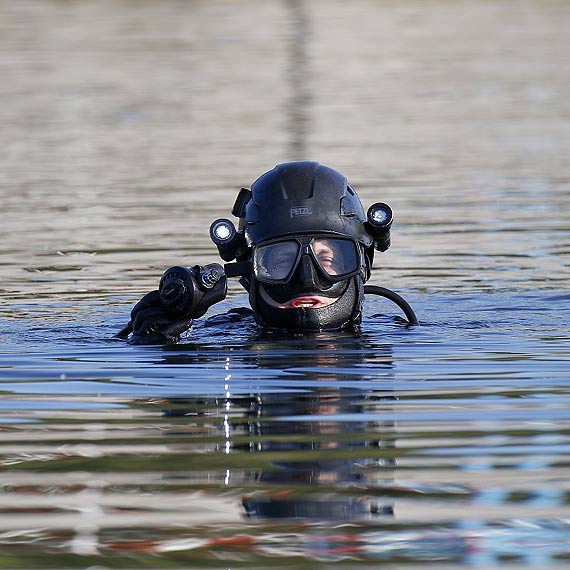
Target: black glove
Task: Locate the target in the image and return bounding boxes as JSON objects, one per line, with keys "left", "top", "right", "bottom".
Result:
{"left": 128, "top": 289, "right": 195, "bottom": 344}
{"left": 116, "top": 264, "right": 227, "bottom": 344}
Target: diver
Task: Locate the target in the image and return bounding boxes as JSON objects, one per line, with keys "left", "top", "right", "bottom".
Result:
{"left": 116, "top": 161, "right": 418, "bottom": 344}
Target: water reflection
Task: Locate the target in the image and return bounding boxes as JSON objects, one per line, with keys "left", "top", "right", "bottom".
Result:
{"left": 240, "top": 389, "right": 396, "bottom": 520}
{"left": 0, "top": 323, "right": 569, "bottom": 565}
{"left": 159, "top": 334, "right": 396, "bottom": 523}
{"left": 286, "top": 0, "right": 311, "bottom": 160}
{"left": 1, "top": 0, "right": 570, "bottom": 565}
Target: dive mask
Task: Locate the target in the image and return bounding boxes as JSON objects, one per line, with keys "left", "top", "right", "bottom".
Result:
{"left": 252, "top": 235, "right": 362, "bottom": 285}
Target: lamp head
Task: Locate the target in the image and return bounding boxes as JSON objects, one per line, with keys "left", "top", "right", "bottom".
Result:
{"left": 366, "top": 202, "right": 393, "bottom": 252}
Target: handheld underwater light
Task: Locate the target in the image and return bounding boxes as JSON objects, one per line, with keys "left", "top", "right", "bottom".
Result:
{"left": 159, "top": 264, "right": 226, "bottom": 318}
{"left": 366, "top": 202, "right": 393, "bottom": 252}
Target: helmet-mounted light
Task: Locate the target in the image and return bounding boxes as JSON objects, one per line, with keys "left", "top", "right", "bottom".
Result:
{"left": 210, "top": 218, "right": 248, "bottom": 262}
{"left": 366, "top": 202, "right": 393, "bottom": 252}
{"left": 210, "top": 218, "right": 236, "bottom": 243}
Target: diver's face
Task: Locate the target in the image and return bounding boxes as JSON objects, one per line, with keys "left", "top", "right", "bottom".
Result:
{"left": 312, "top": 239, "right": 343, "bottom": 276}
{"left": 252, "top": 237, "right": 360, "bottom": 313}
{"left": 264, "top": 239, "right": 344, "bottom": 281}
{"left": 254, "top": 236, "right": 357, "bottom": 283}
{"left": 259, "top": 239, "right": 344, "bottom": 309}
{"left": 267, "top": 242, "right": 297, "bottom": 281}
{"left": 251, "top": 237, "right": 363, "bottom": 331}
{"left": 252, "top": 275, "right": 361, "bottom": 331}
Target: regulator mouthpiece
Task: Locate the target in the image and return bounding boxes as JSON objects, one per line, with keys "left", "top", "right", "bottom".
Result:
{"left": 209, "top": 218, "right": 247, "bottom": 262}
{"left": 366, "top": 202, "right": 393, "bottom": 252}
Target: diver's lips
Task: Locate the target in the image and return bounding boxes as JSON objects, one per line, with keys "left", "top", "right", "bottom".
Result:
{"left": 287, "top": 296, "right": 335, "bottom": 309}
{"left": 259, "top": 286, "right": 338, "bottom": 309}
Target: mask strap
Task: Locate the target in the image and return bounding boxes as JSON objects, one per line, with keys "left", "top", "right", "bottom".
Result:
{"left": 224, "top": 261, "right": 251, "bottom": 278}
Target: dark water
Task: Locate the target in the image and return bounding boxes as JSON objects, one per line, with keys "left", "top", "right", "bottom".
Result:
{"left": 1, "top": 0, "right": 570, "bottom": 568}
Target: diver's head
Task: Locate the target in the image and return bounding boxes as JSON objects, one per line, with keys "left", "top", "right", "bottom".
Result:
{"left": 210, "top": 161, "right": 392, "bottom": 331}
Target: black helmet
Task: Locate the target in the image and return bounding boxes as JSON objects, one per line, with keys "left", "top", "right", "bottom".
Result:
{"left": 210, "top": 161, "right": 393, "bottom": 331}
{"left": 243, "top": 161, "right": 373, "bottom": 248}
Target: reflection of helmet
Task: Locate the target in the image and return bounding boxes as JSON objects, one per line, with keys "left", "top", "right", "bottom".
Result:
{"left": 213, "top": 161, "right": 391, "bottom": 331}
{"left": 243, "top": 494, "right": 393, "bottom": 520}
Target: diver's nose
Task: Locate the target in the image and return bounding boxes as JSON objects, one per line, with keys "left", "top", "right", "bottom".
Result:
{"left": 294, "top": 254, "right": 319, "bottom": 290}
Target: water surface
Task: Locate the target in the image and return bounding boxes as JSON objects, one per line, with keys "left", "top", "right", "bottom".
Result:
{"left": 1, "top": 0, "right": 569, "bottom": 568}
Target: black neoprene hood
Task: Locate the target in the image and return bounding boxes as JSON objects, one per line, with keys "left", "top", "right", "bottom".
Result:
{"left": 243, "top": 161, "right": 373, "bottom": 247}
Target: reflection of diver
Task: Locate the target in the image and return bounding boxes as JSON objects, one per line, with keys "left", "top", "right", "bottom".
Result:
{"left": 241, "top": 389, "right": 397, "bottom": 521}
{"left": 160, "top": 337, "right": 397, "bottom": 522}
{"left": 241, "top": 339, "right": 396, "bottom": 521}
{"left": 116, "top": 161, "right": 417, "bottom": 344}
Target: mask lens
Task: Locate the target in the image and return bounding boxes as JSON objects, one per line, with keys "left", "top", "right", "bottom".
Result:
{"left": 311, "top": 238, "right": 359, "bottom": 277}
{"left": 253, "top": 240, "right": 300, "bottom": 282}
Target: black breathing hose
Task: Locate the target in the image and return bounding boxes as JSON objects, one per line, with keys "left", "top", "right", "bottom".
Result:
{"left": 364, "top": 285, "right": 419, "bottom": 326}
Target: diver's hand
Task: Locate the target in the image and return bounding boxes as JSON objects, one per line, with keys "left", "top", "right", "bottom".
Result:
{"left": 118, "top": 263, "right": 228, "bottom": 344}
{"left": 128, "top": 290, "right": 194, "bottom": 345}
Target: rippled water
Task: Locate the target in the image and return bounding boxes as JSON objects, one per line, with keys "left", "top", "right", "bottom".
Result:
{"left": 1, "top": 0, "right": 570, "bottom": 568}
